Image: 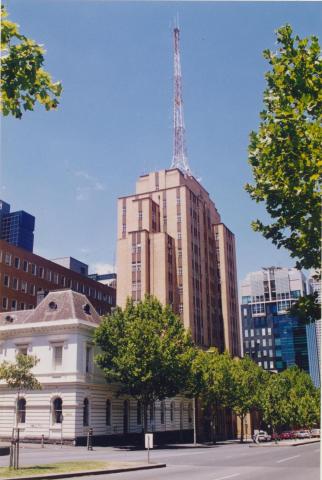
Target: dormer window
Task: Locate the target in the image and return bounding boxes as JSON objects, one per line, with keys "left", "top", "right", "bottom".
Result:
{"left": 48, "top": 301, "right": 57, "bottom": 310}
{"left": 83, "top": 304, "right": 91, "bottom": 315}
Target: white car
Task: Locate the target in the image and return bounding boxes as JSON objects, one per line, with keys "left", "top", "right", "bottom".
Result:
{"left": 310, "top": 429, "right": 320, "bottom": 437}
{"left": 253, "top": 430, "right": 271, "bottom": 442}
{"left": 297, "top": 430, "right": 310, "bottom": 439}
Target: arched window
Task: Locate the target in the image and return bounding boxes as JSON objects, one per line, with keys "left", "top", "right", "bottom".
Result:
{"left": 83, "top": 398, "right": 89, "bottom": 426}
{"left": 17, "top": 398, "right": 26, "bottom": 424}
{"left": 53, "top": 397, "right": 63, "bottom": 424}
{"left": 106, "top": 399, "right": 111, "bottom": 426}
{"left": 188, "top": 402, "right": 193, "bottom": 424}
{"left": 123, "top": 400, "right": 129, "bottom": 434}
{"left": 180, "top": 402, "right": 184, "bottom": 429}
{"left": 137, "top": 400, "right": 142, "bottom": 425}
{"left": 170, "top": 401, "right": 175, "bottom": 423}
{"left": 149, "top": 403, "right": 154, "bottom": 423}
{"left": 160, "top": 401, "right": 165, "bottom": 425}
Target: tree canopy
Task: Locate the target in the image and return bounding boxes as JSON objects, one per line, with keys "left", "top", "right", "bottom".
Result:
{"left": 229, "top": 356, "right": 267, "bottom": 442}
{"left": 188, "top": 348, "right": 234, "bottom": 443}
{"left": 260, "top": 366, "right": 320, "bottom": 433}
{"left": 246, "top": 25, "right": 321, "bottom": 271}
{"left": 94, "top": 295, "right": 196, "bottom": 429}
{"left": 0, "top": 354, "right": 41, "bottom": 391}
{"left": 1, "top": 6, "right": 62, "bottom": 118}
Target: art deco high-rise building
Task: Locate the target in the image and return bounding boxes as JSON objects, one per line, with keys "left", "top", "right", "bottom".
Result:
{"left": 117, "top": 28, "right": 240, "bottom": 354}
{"left": 116, "top": 169, "right": 240, "bottom": 354}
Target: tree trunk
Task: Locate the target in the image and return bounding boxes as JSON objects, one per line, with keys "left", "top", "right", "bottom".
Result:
{"left": 240, "top": 414, "right": 244, "bottom": 443}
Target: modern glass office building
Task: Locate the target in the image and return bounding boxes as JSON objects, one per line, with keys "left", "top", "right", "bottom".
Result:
{"left": 0, "top": 200, "right": 35, "bottom": 252}
{"left": 241, "top": 267, "right": 311, "bottom": 376}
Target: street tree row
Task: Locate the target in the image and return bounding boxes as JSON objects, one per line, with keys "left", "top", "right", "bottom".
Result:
{"left": 95, "top": 295, "right": 321, "bottom": 442}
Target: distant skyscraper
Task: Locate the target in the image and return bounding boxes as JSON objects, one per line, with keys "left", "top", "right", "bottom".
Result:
{"left": 0, "top": 200, "right": 35, "bottom": 252}
{"left": 241, "top": 267, "right": 310, "bottom": 374}
{"left": 116, "top": 169, "right": 240, "bottom": 354}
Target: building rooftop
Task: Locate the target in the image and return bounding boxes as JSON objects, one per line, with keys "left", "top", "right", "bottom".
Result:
{"left": 0, "top": 290, "right": 101, "bottom": 327}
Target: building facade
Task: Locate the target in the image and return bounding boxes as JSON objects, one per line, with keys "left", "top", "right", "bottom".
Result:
{"left": 0, "top": 290, "right": 193, "bottom": 444}
{"left": 307, "top": 271, "right": 321, "bottom": 387}
{"left": 0, "top": 200, "right": 35, "bottom": 253}
{"left": 0, "top": 240, "right": 115, "bottom": 315}
{"left": 241, "top": 267, "right": 310, "bottom": 374}
{"left": 116, "top": 168, "right": 240, "bottom": 354}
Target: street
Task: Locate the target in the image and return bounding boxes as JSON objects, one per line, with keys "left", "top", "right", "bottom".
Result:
{"left": 0, "top": 441, "right": 319, "bottom": 480}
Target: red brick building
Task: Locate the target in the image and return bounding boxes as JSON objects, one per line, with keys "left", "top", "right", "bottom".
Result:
{"left": 0, "top": 240, "right": 115, "bottom": 315}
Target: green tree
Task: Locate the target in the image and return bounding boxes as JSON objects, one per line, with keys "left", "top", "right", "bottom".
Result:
{"left": 246, "top": 25, "right": 322, "bottom": 271}
{"left": 94, "top": 296, "right": 196, "bottom": 432}
{"left": 230, "top": 356, "right": 266, "bottom": 443}
{"left": 289, "top": 291, "right": 320, "bottom": 325}
{"left": 0, "top": 354, "right": 41, "bottom": 469}
{"left": 188, "top": 349, "right": 234, "bottom": 444}
{"left": 260, "top": 366, "right": 320, "bottom": 436}
{"left": 1, "top": 6, "right": 62, "bottom": 119}
{"left": 0, "top": 354, "right": 41, "bottom": 391}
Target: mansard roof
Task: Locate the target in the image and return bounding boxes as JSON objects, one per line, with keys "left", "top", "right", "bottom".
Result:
{"left": 0, "top": 290, "right": 101, "bottom": 327}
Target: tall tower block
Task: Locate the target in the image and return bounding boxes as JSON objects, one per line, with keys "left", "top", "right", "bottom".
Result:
{"left": 116, "top": 29, "right": 241, "bottom": 355}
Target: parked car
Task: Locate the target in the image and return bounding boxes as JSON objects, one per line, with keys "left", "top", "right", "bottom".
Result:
{"left": 253, "top": 430, "right": 271, "bottom": 442}
{"left": 310, "top": 429, "right": 320, "bottom": 438}
{"left": 279, "top": 431, "right": 296, "bottom": 440}
{"left": 297, "top": 430, "right": 311, "bottom": 439}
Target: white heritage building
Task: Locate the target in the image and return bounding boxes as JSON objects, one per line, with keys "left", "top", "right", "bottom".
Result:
{"left": 0, "top": 290, "right": 193, "bottom": 444}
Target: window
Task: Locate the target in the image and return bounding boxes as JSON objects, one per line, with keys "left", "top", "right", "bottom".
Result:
{"left": 53, "top": 397, "right": 63, "bottom": 424}
{"left": 149, "top": 403, "right": 154, "bottom": 423}
{"left": 170, "top": 401, "right": 175, "bottom": 422}
{"left": 137, "top": 400, "right": 142, "bottom": 425}
{"left": 243, "top": 308, "right": 248, "bottom": 317}
{"left": 13, "top": 278, "right": 18, "bottom": 290}
{"left": 21, "top": 281, "right": 27, "bottom": 293}
{"left": 53, "top": 345, "right": 63, "bottom": 370}
{"left": 4, "top": 253, "right": 12, "bottom": 265}
{"left": 269, "top": 349, "right": 273, "bottom": 357}
{"left": 244, "top": 329, "right": 249, "bottom": 338}
{"left": 83, "top": 398, "right": 89, "bottom": 426}
{"left": 262, "top": 339, "right": 267, "bottom": 347}
{"left": 14, "top": 257, "right": 20, "bottom": 269}
{"left": 17, "top": 345, "right": 28, "bottom": 356}
{"left": 262, "top": 328, "right": 266, "bottom": 336}
{"left": 31, "top": 264, "right": 37, "bottom": 276}
{"left": 267, "top": 328, "right": 272, "bottom": 335}
{"left": 3, "top": 275, "right": 9, "bottom": 287}
{"left": 250, "top": 329, "right": 254, "bottom": 337}
{"left": 270, "top": 361, "right": 274, "bottom": 369}
{"left": 85, "top": 346, "right": 92, "bottom": 373}
{"left": 17, "top": 398, "right": 26, "bottom": 424}
{"left": 160, "top": 401, "right": 165, "bottom": 425}
{"left": 106, "top": 399, "right": 111, "bottom": 426}
{"left": 23, "top": 260, "right": 28, "bottom": 272}
{"left": 2, "top": 297, "right": 8, "bottom": 309}
{"left": 38, "top": 267, "right": 44, "bottom": 279}
{"left": 11, "top": 299, "right": 17, "bottom": 310}
{"left": 188, "top": 403, "right": 193, "bottom": 424}
{"left": 263, "top": 361, "right": 268, "bottom": 369}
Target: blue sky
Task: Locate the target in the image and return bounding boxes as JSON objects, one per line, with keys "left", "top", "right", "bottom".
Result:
{"left": 2, "top": 1, "right": 321, "bottom": 285}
